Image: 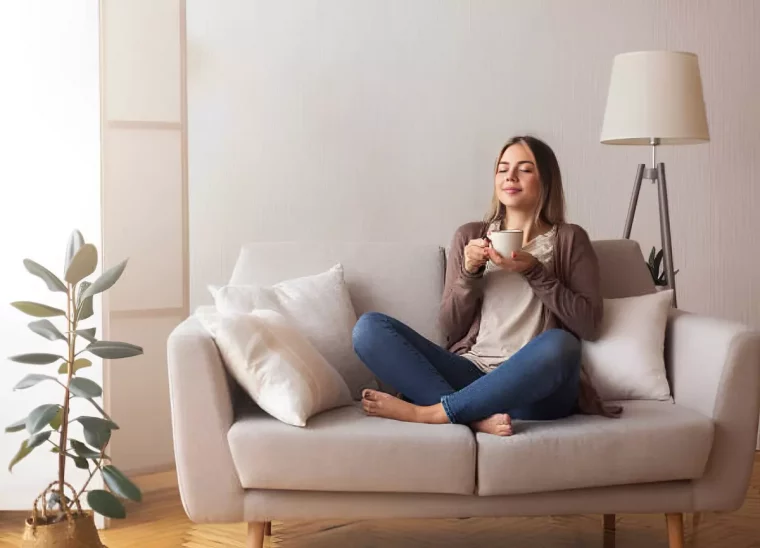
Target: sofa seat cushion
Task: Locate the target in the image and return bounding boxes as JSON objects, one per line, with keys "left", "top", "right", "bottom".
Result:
{"left": 228, "top": 403, "right": 476, "bottom": 495}
{"left": 477, "top": 401, "right": 714, "bottom": 496}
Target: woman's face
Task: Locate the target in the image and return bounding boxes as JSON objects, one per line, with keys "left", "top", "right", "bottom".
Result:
{"left": 494, "top": 143, "right": 541, "bottom": 213}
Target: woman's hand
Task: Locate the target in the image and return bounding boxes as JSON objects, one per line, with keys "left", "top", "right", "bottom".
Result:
{"left": 463, "top": 238, "right": 490, "bottom": 274}
{"left": 487, "top": 248, "right": 538, "bottom": 273}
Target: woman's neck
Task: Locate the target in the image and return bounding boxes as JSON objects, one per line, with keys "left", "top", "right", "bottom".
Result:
{"left": 502, "top": 209, "right": 547, "bottom": 244}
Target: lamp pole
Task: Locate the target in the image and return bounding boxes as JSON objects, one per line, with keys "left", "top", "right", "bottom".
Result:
{"left": 621, "top": 138, "right": 677, "bottom": 307}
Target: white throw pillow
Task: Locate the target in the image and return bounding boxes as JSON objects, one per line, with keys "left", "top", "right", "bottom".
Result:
{"left": 582, "top": 290, "right": 674, "bottom": 401}
{"left": 198, "top": 309, "right": 352, "bottom": 427}
{"left": 213, "top": 264, "right": 377, "bottom": 399}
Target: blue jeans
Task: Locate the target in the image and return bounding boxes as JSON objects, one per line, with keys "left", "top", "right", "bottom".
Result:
{"left": 351, "top": 312, "right": 581, "bottom": 424}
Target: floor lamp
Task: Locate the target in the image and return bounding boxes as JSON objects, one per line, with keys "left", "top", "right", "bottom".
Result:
{"left": 600, "top": 51, "right": 710, "bottom": 307}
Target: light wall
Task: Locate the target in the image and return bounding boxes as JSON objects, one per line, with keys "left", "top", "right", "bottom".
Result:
{"left": 101, "top": 0, "right": 188, "bottom": 475}
{"left": 187, "top": 0, "right": 760, "bottom": 331}
{"left": 0, "top": 1, "right": 103, "bottom": 509}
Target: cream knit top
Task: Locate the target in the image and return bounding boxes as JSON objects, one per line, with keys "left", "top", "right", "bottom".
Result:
{"left": 462, "top": 222, "right": 557, "bottom": 373}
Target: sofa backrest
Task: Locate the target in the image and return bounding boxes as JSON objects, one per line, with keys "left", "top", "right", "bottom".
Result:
{"left": 592, "top": 239, "right": 655, "bottom": 299}
{"left": 228, "top": 238, "right": 654, "bottom": 350}
{"left": 229, "top": 242, "right": 446, "bottom": 345}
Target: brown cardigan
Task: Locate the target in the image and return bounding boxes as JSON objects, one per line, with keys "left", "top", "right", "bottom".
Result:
{"left": 438, "top": 220, "right": 620, "bottom": 417}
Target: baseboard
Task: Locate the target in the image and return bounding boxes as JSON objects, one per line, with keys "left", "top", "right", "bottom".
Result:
{"left": 132, "top": 467, "right": 179, "bottom": 494}
{"left": 122, "top": 462, "right": 176, "bottom": 477}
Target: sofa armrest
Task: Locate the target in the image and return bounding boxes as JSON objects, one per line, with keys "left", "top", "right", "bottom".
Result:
{"left": 666, "top": 310, "right": 760, "bottom": 511}
{"left": 167, "top": 316, "right": 244, "bottom": 522}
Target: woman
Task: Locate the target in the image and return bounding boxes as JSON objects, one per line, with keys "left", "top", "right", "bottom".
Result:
{"left": 352, "top": 135, "right": 615, "bottom": 437}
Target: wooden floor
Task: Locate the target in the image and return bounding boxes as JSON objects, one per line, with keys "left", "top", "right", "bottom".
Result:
{"left": 2, "top": 455, "right": 759, "bottom": 547}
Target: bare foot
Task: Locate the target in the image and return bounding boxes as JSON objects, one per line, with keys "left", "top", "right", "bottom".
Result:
{"left": 361, "top": 389, "right": 448, "bottom": 424}
{"left": 471, "top": 413, "right": 513, "bottom": 436}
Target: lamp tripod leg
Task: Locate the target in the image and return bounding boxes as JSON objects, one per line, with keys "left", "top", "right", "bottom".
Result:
{"left": 657, "top": 163, "right": 677, "bottom": 307}
{"left": 623, "top": 164, "right": 646, "bottom": 239}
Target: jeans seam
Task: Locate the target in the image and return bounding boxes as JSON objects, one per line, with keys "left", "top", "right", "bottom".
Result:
{"left": 441, "top": 394, "right": 458, "bottom": 423}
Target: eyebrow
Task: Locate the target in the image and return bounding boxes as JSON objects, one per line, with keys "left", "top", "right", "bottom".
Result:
{"left": 498, "top": 160, "right": 535, "bottom": 166}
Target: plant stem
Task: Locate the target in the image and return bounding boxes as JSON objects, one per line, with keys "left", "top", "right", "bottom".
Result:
{"left": 58, "top": 283, "right": 76, "bottom": 513}
{"left": 69, "top": 448, "right": 105, "bottom": 512}
{"left": 46, "top": 439, "right": 82, "bottom": 461}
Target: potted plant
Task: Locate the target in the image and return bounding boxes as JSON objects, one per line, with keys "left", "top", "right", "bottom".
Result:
{"left": 647, "top": 246, "right": 679, "bottom": 289}
{"left": 5, "top": 230, "right": 143, "bottom": 547}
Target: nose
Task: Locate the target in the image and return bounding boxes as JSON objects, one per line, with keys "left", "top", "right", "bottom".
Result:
{"left": 506, "top": 168, "right": 518, "bottom": 182}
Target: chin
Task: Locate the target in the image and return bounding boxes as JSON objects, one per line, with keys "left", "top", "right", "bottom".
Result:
{"left": 499, "top": 195, "right": 526, "bottom": 208}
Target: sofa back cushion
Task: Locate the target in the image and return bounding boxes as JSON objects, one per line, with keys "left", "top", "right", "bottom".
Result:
{"left": 592, "top": 239, "right": 656, "bottom": 298}
{"left": 230, "top": 242, "right": 446, "bottom": 345}
{"left": 229, "top": 238, "right": 652, "bottom": 350}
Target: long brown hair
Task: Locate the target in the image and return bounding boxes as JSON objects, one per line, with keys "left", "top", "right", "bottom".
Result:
{"left": 484, "top": 135, "right": 566, "bottom": 229}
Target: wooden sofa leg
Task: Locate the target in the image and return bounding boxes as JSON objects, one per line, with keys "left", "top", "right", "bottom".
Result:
{"left": 603, "top": 514, "right": 616, "bottom": 547}
{"left": 265, "top": 521, "right": 272, "bottom": 536}
{"left": 603, "top": 514, "right": 616, "bottom": 533}
{"left": 247, "top": 522, "right": 266, "bottom": 548}
{"left": 666, "top": 513, "right": 684, "bottom": 548}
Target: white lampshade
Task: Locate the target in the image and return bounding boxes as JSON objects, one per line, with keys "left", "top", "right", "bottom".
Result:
{"left": 600, "top": 51, "right": 709, "bottom": 145}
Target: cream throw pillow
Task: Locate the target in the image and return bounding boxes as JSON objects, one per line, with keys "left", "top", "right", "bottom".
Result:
{"left": 199, "top": 309, "right": 352, "bottom": 427}
{"left": 582, "top": 290, "right": 674, "bottom": 401}
{"left": 213, "top": 264, "right": 377, "bottom": 399}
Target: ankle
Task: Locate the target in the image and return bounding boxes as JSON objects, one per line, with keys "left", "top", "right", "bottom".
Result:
{"left": 418, "top": 403, "right": 450, "bottom": 424}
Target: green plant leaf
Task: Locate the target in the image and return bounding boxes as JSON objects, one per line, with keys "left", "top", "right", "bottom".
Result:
{"left": 84, "top": 425, "right": 111, "bottom": 450}
{"left": 10, "top": 301, "right": 65, "bottom": 318}
{"left": 85, "top": 341, "right": 143, "bottom": 360}
{"left": 74, "top": 457, "right": 89, "bottom": 470}
{"left": 69, "top": 377, "right": 102, "bottom": 399}
{"left": 8, "top": 440, "right": 32, "bottom": 472}
{"left": 77, "top": 282, "right": 94, "bottom": 321}
{"left": 58, "top": 358, "right": 92, "bottom": 375}
{"left": 23, "top": 259, "right": 67, "bottom": 292}
{"left": 27, "top": 319, "right": 66, "bottom": 341}
{"left": 102, "top": 465, "right": 142, "bottom": 502}
{"left": 27, "top": 431, "right": 51, "bottom": 451}
{"left": 653, "top": 249, "right": 663, "bottom": 278}
{"left": 49, "top": 409, "right": 63, "bottom": 431}
{"left": 648, "top": 246, "right": 656, "bottom": 266}
{"left": 81, "top": 260, "right": 128, "bottom": 300}
{"left": 70, "top": 439, "right": 101, "bottom": 459}
{"left": 64, "top": 243, "right": 97, "bottom": 284}
{"left": 76, "top": 328, "right": 97, "bottom": 343}
{"left": 13, "top": 374, "right": 59, "bottom": 390}
{"left": 75, "top": 416, "right": 119, "bottom": 431}
{"left": 26, "top": 404, "right": 61, "bottom": 434}
{"left": 87, "top": 490, "right": 126, "bottom": 519}
{"left": 9, "top": 353, "right": 62, "bottom": 365}
{"left": 76, "top": 416, "right": 118, "bottom": 450}
{"left": 5, "top": 418, "right": 27, "bottom": 433}
{"left": 65, "top": 230, "right": 85, "bottom": 273}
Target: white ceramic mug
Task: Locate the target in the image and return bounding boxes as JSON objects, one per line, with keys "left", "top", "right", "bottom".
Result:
{"left": 488, "top": 230, "right": 523, "bottom": 257}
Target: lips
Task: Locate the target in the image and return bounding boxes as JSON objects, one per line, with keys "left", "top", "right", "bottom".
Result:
{"left": 503, "top": 188, "right": 522, "bottom": 194}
